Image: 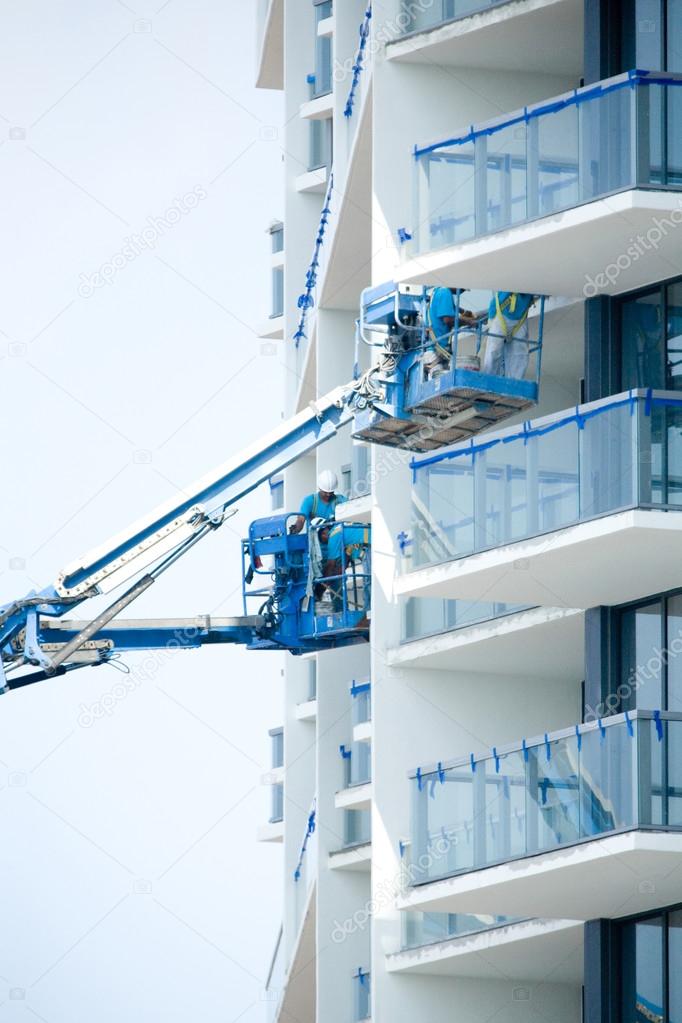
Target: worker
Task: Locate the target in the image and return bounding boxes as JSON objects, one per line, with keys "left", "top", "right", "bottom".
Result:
{"left": 483, "top": 292, "right": 536, "bottom": 379}
{"left": 325, "top": 521, "right": 371, "bottom": 612}
{"left": 290, "top": 470, "right": 347, "bottom": 604}
{"left": 289, "top": 469, "right": 347, "bottom": 535}
{"left": 423, "top": 286, "right": 479, "bottom": 378}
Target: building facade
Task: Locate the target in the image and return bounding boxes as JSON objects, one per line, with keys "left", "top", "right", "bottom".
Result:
{"left": 256, "top": 0, "right": 682, "bottom": 1020}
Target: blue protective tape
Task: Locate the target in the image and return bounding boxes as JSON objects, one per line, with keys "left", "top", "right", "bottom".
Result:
{"left": 344, "top": 6, "right": 372, "bottom": 119}
{"left": 654, "top": 709, "right": 663, "bottom": 741}
{"left": 413, "top": 70, "right": 674, "bottom": 158}
{"left": 575, "top": 724, "right": 582, "bottom": 752}
{"left": 409, "top": 393, "right": 682, "bottom": 475}
{"left": 294, "top": 172, "right": 334, "bottom": 346}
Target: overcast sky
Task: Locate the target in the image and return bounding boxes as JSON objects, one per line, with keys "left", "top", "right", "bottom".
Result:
{"left": 0, "top": 2, "right": 288, "bottom": 1020}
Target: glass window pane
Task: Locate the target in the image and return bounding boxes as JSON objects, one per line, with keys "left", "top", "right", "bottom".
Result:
{"left": 620, "top": 915, "right": 664, "bottom": 1023}
{"left": 620, "top": 601, "right": 663, "bottom": 711}
{"left": 483, "top": 752, "right": 526, "bottom": 863}
{"left": 580, "top": 400, "right": 636, "bottom": 516}
{"left": 667, "top": 282, "right": 682, "bottom": 389}
{"left": 667, "top": 86, "right": 682, "bottom": 184}
{"left": 670, "top": 909, "right": 682, "bottom": 1022}
{"left": 535, "top": 424, "right": 580, "bottom": 532}
{"left": 667, "top": 594, "right": 682, "bottom": 712}
{"left": 485, "top": 124, "right": 527, "bottom": 233}
{"left": 668, "top": 0, "right": 682, "bottom": 70}
{"left": 621, "top": 290, "right": 664, "bottom": 391}
{"left": 667, "top": 717, "right": 682, "bottom": 826}
{"left": 636, "top": 0, "right": 664, "bottom": 69}
{"left": 580, "top": 720, "right": 636, "bottom": 835}
{"left": 425, "top": 146, "right": 476, "bottom": 249}
{"left": 536, "top": 105, "right": 579, "bottom": 216}
{"left": 527, "top": 736, "right": 580, "bottom": 853}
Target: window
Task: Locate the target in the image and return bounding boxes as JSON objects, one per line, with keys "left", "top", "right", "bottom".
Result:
{"left": 271, "top": 266, "right": 283, "bottom": 318}
{"left": 312, "top": 0, "right": 333, "bottom": 98}
{"left": 270, "top": 727, "right": 284, "bottom": 769}
{"left": 341, "top": 464, "right": 352, "bottom": 498}
{"left": 270, "top": 475, "right": 284, "bottom": 511}
{"left": 618, "top": 907, "right": 682, "bottom": 1021}
{"left": 618, "top": 591, "right": 682, "bottom": 712}
{"left": 622, "top": 0, "right": 682, "bottom": 73}
{"left": 270, "top": 222, "right": 284, "bottom": 254}
{"left": 344, "top": 808, "right": 370, "bottom": 846}
{"left": 620, "top": 279, "right": 682, "bottom": 391}
{"left": 309, "top": 117, "right": 332, "bottom": 171}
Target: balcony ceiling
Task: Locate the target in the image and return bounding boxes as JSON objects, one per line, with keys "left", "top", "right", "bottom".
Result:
{"left": 388, "top": 606, "right": 584, "bottom": 677}
{"left": 386, "top": 0, "right": 583, "bottom": 76}
{"left": 387, "top": 918, "right": 583, "bottom": 983}
{"left": 398, "top": 831, "right": 682, "bottom": 920}
{"left": 396, "top": 509, "right": 682, "bottom": 608}
{"left": 398, "top": 190, "right": 682, "bottom": 299}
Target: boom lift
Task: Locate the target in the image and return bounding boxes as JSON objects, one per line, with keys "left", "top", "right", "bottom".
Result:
{"left": 0, "top": 282, "right": 545, "bottom": 691}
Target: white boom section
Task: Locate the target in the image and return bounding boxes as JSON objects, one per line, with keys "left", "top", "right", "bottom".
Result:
{"left": 55, "top": 384, "right": 355, "bottom": 599}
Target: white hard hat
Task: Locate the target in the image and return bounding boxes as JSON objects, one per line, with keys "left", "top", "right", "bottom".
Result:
{"left": 317, "top": 469, "right": 338, "bottom": 492}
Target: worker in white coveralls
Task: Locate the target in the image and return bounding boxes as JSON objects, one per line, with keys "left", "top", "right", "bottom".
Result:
{"left": 483, "top": 291, "right": 536, "bottom": 379}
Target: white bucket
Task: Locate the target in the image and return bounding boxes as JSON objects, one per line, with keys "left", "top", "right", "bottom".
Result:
{"left": 456, "top": 353, "right": 480, "bottom": 373}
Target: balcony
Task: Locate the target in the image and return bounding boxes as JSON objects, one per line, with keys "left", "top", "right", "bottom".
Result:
{"left": 353, "top": 969, "right": 370, "bottom": 1022}
{"left": 399, "top": 71, "right": 682, "bottom": 297}
{"left": 336, "top": 740, "right": 372, "bottom": 810}
{"left": 388, "top": 0, "right": 582, "bottom": 75}
{"left": 391, "top": 600, "right": 583, "bottom": 677}
{"left": 397, "top": 390, "right": 682, "bottom": 608}
{"left": 351, "top": 681, "right": 371, "bottom": 743}
{"left": 400, "top": 711, "right": 682, "bottom": 920}
{"left": 389, "top": 914, "right": 583, "bottom": 984}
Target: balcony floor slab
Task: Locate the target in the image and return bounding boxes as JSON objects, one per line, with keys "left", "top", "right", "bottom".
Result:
{"left": 387, "top": 0, "right": 582, "bottom": 75}
{"left": 398, "top": 190, "right": 682, "bottom": 299}
{"left": 387, "top": 918, "right": 583, "bottom": 982}
{"left": 390, "top": 606, "right": 583, "bottom": 676}
{"left": 396, "top": 509, "right": 682, "bottom": 609}
{"left": 397, "top": 831, "right": 682, "bottom": 920}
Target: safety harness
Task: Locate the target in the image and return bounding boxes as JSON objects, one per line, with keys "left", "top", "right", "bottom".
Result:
{"left": 493, "top": 294, "right": 531, "bottom": 339}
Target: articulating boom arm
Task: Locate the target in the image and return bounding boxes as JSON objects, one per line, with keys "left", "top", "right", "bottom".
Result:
{"left": 0, "top": 380, "right": 367, "bottom": 686}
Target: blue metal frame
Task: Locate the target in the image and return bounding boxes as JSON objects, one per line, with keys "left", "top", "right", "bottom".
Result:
{"left": 353, "top": 284, "right": 545, "bottom": 451}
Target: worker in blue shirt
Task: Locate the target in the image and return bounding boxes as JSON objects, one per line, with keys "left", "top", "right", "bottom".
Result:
{"left": 290, "top": 470, "right": 347, "bottom": 603}
{"left": 424, "top": 286, "right": 478, "bottom": 377}
{"left": 290, "top": 469, "right": 347, "bottom": 536}
{"left": 483, "top": 292, "right": 536, "bottom": 379}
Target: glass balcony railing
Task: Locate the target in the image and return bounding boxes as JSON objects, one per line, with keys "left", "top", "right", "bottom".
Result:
{"left": 265, "top": 926, "right": 284, "bottom": 1023}
{"left": 413, "top": 70, "right": 682, "bottom": 254}
{"left": 399, "top": 0, "right": 502, "bottom": 35}
{"left": 410, "top": 711, "right": 682, "bottom": 887}
{"left": 353, "top": 969, "right": 371, "bottom": 1021}
{"left": 341, "top": 740, "right": 372, "bottom": 787}
{"left": 401, "top": 910, "right": 522, "bottom": 949}
{"left": 351, "top": 682, "right": 371, "bottom": 726}
{"left": 410, "top": 389, "right": 682, "bottom": 570}
{"left": 344, "top": 808, "right": 371, "bottom": 846}
{"left": 401, "top": 597, "right": 531, "bottom": 642}
{"left": 270, "top": 781, "right": 284, "bottom": 824}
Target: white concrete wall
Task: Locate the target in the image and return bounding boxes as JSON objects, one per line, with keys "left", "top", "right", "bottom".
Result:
{"left": 315, "top": 642, "right": 371, "bottom": 1023}
{"left": 371, "top": 58, "right": 578, "bottom": 284}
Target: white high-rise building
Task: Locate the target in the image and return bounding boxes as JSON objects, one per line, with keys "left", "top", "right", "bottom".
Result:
{"left": 255, "top": 1, "right": 682, "bottom": 1020}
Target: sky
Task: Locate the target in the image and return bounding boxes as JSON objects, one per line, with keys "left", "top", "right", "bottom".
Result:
{"left": 0, "top": 2, "right": 288, "bottom": 1020}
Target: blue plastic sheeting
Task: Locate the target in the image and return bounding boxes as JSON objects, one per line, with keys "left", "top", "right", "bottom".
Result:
{"left": 344, "top": 6, "right": 372, "bottom": 119}
{"left": 409, "top": 389, "right": 682, "bottom": 477}
{"left": 413, "top": 70, "right": 681, "bottom": 158}
{"left": 293, "top": 173, "right": 335, "bottom": 346}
